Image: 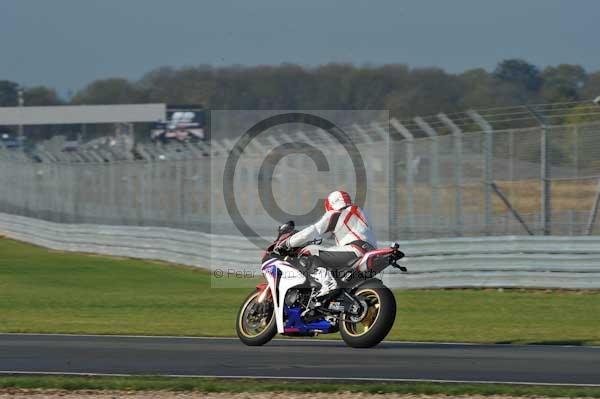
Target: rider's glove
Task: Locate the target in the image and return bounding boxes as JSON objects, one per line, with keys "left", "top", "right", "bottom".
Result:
{"left": 274, "top": 238, "right": 291, "bottom": 255}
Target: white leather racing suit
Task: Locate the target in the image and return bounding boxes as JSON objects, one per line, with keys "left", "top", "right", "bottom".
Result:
{"left": 289, "top": 205, "right": 377, "bottom": 263}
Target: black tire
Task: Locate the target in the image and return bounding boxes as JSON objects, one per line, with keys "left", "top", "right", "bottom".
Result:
{"left": 236, "top": 289, "right": 277, "bottom": 346}
{"left": 340, "top": 286, "right": 396, "bottom": 348}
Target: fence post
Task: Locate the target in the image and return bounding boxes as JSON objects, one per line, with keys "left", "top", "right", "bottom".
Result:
{"left": 389, "top": 130, "right": 398, "bottom": 241}
{"left": 390, "top": 118, "right": 415, "bottom": 238}
{"left": 541, "top": 125, "right": 551, "bottom": 235}
{"left": 369, "top": 122, "right": 388, "bottom": 142}
{"left": 586, "top": 179, "right": 600, "bottom": 235}
{"left": 438, "top": 113, "right": 464, "bottom": 236}
{"left": 415, "top": 117, "right": 440, "bottom": 235}
{"left": 528, "top": 106, "right": 551, "bottom": 235}
{"left": 468, "top": 110, "right": 494, "bottom": 235}
{"left": 350, "top": 124, "right": 371, "bottom": 144}
{"left": 574, "top": 125, "right": 580, "bottom": 178}
{"left": 374, "top": 121, "right": 396, "bottom": 240}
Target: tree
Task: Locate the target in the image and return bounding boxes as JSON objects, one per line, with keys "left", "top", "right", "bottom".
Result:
{"left": 71, "top": 78, "right": 147, "bottom": 105}
{"left": 581, "top": 71, "right": 600, "bottom": 100}
{"left": 140, "top": 65, "right": 217, "bottom": 105}
{"left": 24, "top": 86, "right": 63, "bottom": 106}
{"left": 385, "top": 67, "right": 463, "bottom": 118}
{"left": 0, "top": 80, "right": 19, "bottom": 106}
{"left": 458, "top": 68, "right": 497, "bottom": 108}
{"left": 493, "top": 59, "right": 542, "bottom": 92}
{"left": 541, "top": 64, "right": 587, "bottom": 102}
{"left": 311, "top": 63, "right": 355, "bottom": 109}
{"left": 18, "top": 60, "right": 597, "bottom": 142}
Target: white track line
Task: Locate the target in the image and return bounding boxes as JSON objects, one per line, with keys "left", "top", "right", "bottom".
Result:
{"left": 0, "top": 333, "right": 242, "bottom": 340}
{"left": 0, "top": 371, "right": 599, "bottom": 387}
{"left": 1, "top": 333, "right": 598, "bottom": 348}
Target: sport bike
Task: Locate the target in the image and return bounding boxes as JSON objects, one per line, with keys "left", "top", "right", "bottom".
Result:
{"left": 236, "top": 221, "right": 406, "bottom": 348}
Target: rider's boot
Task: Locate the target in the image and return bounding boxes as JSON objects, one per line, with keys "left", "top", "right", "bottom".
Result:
{"left": 310, "top": 266, "right": 338, "bottom": 298}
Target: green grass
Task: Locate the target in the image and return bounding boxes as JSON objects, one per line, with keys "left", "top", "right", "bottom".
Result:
{"left": 1, "top": 376, "right": 600, "bottom": 397}
{"left": 0, "top": 237, "right": 249, "bottom": 336}
{"left": 1, "top": 236, "right": 600, "bottom": 344}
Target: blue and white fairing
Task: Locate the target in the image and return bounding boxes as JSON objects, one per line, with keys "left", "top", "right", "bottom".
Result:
{"left": 261, "top": 258, "right": 306, "bottom": 333}
{"left": 261, "top": 258, "right": 334, "bottom": 335}
{"left": 261, "top": 258, "right": 313, "bottom": 334}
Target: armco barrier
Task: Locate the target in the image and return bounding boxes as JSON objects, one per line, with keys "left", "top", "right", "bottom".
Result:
{"left": 1, "top": 212, "right": 600, "bottom": 289}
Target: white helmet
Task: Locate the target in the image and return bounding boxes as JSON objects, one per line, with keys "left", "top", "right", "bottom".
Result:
{"left": 324, "top": 190, "right": 352, "bottom": 211}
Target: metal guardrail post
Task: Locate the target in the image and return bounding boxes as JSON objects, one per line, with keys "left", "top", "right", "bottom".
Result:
{"left": 438, "top": 113, "right": 464, "bottom": 236}
{"left": 468, "top": 110, "right": 494, "bottom": 235}
{"left": 390, "top": 118, "right": 415, "bottom": 238}
{"left": 415, "top": 117, "right": 440, "bottom": 234}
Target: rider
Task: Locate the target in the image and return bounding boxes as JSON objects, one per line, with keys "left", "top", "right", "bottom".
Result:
{"left": 277, "top": 190, "right": 377, "bottom": 297}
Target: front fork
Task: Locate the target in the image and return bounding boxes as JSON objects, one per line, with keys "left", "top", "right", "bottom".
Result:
{"left": 256, "top": 282, "right": 270, "bottom": 303}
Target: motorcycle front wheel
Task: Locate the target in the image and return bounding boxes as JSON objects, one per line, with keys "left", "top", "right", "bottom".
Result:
{"left": 340, "top": 286, "right": 396, "bottom": 348}
{"left": 236, "top": 289, "right": 277, "bottom": 346}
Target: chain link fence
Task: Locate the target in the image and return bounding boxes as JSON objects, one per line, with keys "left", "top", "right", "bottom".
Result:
{"left": 391, "top": 122, "right": 600, "bottom": 239}
{"left": 1, "top": 103, "right": 600, "bottom": 242}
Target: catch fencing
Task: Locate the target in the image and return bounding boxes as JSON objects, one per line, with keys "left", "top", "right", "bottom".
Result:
{"left": 1, "top": 103, "right": 600, "bottom": 242}
{"left": 2, "top": 102, "right": 600, "bottom": 289}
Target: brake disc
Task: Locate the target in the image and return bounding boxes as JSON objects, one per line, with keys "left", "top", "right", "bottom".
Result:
{"left": 348, "top": 297, "right": 369, "bottom": 323}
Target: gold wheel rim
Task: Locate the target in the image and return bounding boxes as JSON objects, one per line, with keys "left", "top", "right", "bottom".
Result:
{"left": 238, "top": 291, "right": 274, "bottom": 338}
{"left": 343, "top": 288, "right": 382, "bottom": 337}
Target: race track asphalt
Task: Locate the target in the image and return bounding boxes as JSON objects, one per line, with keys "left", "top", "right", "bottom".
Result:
{"left": 0, "top": 334, "right": 599, "bottom": 385}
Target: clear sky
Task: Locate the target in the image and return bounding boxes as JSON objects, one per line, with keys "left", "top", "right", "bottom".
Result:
{"left": 1, "top": 0, "right": 599, "bottom": 94}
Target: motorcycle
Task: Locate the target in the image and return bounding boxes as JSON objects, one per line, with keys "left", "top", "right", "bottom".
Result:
{"left": 236, "top": 221, "right": 406, "bottom": 348}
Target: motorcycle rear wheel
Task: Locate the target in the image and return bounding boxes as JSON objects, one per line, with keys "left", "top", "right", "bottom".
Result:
{"left": 340, "top": 286, "right": 396, "bottom": 348}
{"left": 236, "top": 289, "right": 277, "bottom": 346}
